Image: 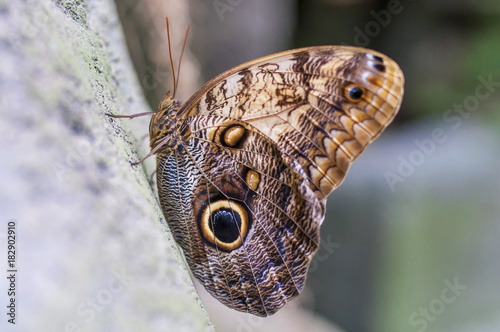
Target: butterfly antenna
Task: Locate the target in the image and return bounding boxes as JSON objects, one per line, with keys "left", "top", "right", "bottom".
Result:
{"left": 166, "top": 17, "right": 177, "bottom": 97}
{"left": 174, "top": 25, "right": 189, "bottom": 97}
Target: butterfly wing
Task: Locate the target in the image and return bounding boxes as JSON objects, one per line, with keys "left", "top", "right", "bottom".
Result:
{"left": 157, "top": 117, "right": 322, "bottom": 316}
{"left": 155, "top": 46, "right": 404, "bottom": 316}
{"left": 179, "top": 46, "right": 404, "bottom": 200}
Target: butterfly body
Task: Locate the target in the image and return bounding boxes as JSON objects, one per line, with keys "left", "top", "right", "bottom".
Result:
{"left": 149, "top": 46, "right": 404, "bottom": 316}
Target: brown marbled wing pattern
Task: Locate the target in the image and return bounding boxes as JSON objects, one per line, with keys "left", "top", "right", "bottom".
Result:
{"left": 156, "top": 116, "right": 323, "bottom": 316}
{"left": 178, "top": 46, "right": 404, "bottom": 200}
{"left": 151, "top": 45, "right": 404, "bottom": 316}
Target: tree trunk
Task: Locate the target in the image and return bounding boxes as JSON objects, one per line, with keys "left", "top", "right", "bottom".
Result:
{"left": 0, "top": 0, "right": 213, "bottom": 331}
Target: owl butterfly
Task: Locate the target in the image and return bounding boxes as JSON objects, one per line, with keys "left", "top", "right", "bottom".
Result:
{"left": 128, "top": 45, "right": 403, "bottom": 316}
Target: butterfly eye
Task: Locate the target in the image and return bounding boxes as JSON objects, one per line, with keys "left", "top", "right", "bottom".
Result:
{"left": 200, "top": 200, "right": 250, "bottom": 251}
{"left": 344, "top": 84, "right": 365, "bottom": 102}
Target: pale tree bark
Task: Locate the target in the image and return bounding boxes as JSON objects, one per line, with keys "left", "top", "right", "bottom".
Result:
{"left": 0, "top": 0, "right": 213, "bottom": 331}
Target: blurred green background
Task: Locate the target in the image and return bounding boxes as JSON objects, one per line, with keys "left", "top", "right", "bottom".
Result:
{"left": 115, "top": 0, "right": 500, "bottom": 331}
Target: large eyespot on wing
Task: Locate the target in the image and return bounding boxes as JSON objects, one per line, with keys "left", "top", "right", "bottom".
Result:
{"left": 156, "top": 117, "right": 323, "bottom": 316}
{"left": 177, "top": 46, "right": 404, "bottom": 201}
{"left": 198, "top": 198, "right": 250, "bottom": 252}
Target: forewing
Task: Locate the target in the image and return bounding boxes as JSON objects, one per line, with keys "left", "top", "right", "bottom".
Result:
{"left": 179, "top": 46, "right": 405, "bottom": 200}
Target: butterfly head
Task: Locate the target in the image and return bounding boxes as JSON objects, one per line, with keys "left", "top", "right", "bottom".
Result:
{"left": 149, "top": 92, "right": 183, "bottom": 152}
